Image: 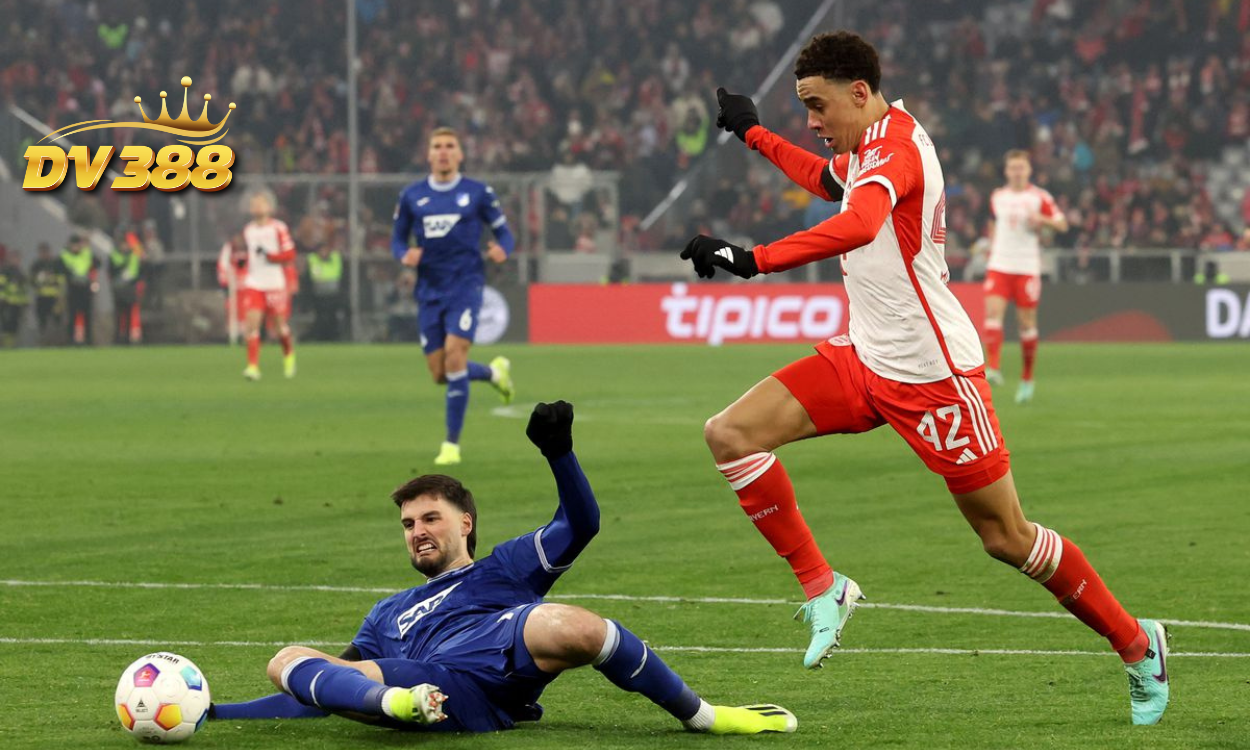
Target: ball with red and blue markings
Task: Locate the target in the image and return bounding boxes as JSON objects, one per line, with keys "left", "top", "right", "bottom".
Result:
{"left": 114, "top": 652, "right": 210, "bottom": 744}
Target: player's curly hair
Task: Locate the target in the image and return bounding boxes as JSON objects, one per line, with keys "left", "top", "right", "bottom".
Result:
{"left": 392, "top": 474, "right": 478, "bottom": 557}
{"left": 794, "top": 31, "right": 881, "bottom": 92}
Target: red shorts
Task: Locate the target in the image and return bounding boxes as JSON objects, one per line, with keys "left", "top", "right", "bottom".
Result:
{"left": 239, "top": 289, "right": 291, "bottom": 320}
{"left": 773, "top": 340, "right": 1010, "bottom": 494}
{"left": 984, "top": 271, "right": 1041, "bottom": 308}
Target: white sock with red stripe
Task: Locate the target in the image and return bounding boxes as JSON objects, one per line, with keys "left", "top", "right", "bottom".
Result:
{"left": 1019, "top": 523, "right": 1147, "bottom": 661}
{"left": 716, "top": 452, "right": 833, "bottom": 599}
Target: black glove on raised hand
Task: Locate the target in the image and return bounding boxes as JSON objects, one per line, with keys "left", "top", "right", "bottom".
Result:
{"left": 526, "top": 401, "right": 574, "bottom": 460}
{"left": 715, "top": 87, "right": 760, "bottom": 142}
{"left": 680, "top": 235, "right": 759, "bottom": 279}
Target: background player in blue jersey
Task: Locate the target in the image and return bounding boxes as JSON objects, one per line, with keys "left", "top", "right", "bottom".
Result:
{"left": 392, "top": 126, "right": 517, "bottom": 466}
{"left": 210, "top": 401, "right": 797, "bottom": 735}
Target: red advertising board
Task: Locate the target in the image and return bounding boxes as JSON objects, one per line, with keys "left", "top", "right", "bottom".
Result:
{"left": 530, "top": 283, "right": 986, "bottom": 344}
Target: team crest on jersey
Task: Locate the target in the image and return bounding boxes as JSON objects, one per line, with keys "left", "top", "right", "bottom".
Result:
{"left": 423, "top": 213, "right": 462, "bottom": 239}
{"left": 860, "top": 145, "right": 893, "bottom": 173}
{"left": 456, "top": 193, "right": 471, "bottom": 207}
{"left": 396, "top": 581, "right": 463, "bottom": 638}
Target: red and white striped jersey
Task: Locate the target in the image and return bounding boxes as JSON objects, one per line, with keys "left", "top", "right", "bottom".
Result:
{"left": 240, "top": 219, "right": 296, "bottom": 291}
{"left": 830, "top": 102, "right": 983, "bottom": 384}
{"left": 988, "top": 185, "right": 1061, "bottom": 276}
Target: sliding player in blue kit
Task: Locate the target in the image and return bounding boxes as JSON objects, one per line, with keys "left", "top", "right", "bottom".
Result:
{"left": 209, "top": 402, "right": 797, "bottom": 735}
{"left": 392, "top": 126, "right": 516, "bottom": 466}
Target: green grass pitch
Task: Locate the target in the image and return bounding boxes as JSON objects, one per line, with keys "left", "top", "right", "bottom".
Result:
{"left": 2, "top": 342, "right": 1248, "bottom": 749}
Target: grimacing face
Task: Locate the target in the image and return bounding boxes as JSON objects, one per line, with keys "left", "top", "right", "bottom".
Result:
{"left": 428, "top": 135, "right": 464, "bottom": 179}
{"left": 400, "top": 494, "right": 472, "bottom": 577}
{"left": 796, "top": 75, "right": 874, "bottom": 155}
{"left": 1005, "top": 157, "right": 1032, "bottom": 189}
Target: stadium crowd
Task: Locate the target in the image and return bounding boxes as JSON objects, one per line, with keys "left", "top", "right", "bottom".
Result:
{"left": 1, "top": 0, "right": 1247, "bottom": 323}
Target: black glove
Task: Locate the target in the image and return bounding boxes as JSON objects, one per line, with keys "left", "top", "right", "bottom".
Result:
{"left": 680, "top": 235, "right": 759, "bottom": 279}
{"left": 715, "top": 87, "right": 760, "bottom": 142}
{"left": 526, "top": 400, "right": 574, "bottom": 460}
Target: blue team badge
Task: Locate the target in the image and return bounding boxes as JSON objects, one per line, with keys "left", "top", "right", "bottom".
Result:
{"left": 456, "top": 193, "right": 471, "bottom": 207}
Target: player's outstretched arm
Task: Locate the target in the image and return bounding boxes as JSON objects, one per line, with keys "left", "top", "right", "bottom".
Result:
{"left": 527, "top": 401, "right": 600, "bottom": 567}
{"left": 680, "top": 182, "right": 893, "bottom": 278}
{"left": 716, "top": 87, "right": 843, "bottom": 202}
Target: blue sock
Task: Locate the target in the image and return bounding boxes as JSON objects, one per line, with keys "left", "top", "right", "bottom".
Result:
{"left": 282, "top": 657, "right": 390, "bottom": 717}
{"left": 467, "top": 361, "right": 492, "bottom": 381}
{"left": 210, "top": 693, "right": 328, "bottom": 720}
{"left": 593, "top": 620, "right": 702, "bottom": 721}
{"left": 445, "top": 370, "right": 470, "bottom": 444}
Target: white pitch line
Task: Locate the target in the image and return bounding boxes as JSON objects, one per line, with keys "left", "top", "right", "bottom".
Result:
{"left": 4, "top": 579, "right": 1249, "bottom": 633}
{"left": 0, "top": 637, "right": 1246, "bottom": 658}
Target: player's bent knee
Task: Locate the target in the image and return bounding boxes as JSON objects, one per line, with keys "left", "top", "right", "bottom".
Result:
{"left": 703, "top": 412, "right": 747, "bottom": 460}
{"left": 978, "top": 529, "right": 1030, "bottom": 567}
{"left": 266, "top": 646, "right": 320, "bottom": 689}
{"left": 525, "top": 604, "right": 606, "bottom": 669}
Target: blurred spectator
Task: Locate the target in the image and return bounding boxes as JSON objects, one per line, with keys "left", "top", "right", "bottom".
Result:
{"left": 60, "top": 235, "right": 99, "bottom": 345}
{"left": 304, "top": 243, "right": 346, "bottom": 340}
{"left": 29, "top": 243, "right": 65, "bottom": 345}
{"left": 0, "top": 247, "right": 28, "bottom": 348}
{"left": 109, "top": 228, "right": 145, "bottom": 344}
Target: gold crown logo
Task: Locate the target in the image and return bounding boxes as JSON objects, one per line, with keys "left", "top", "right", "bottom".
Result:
{"left": 38, "top": 75, "right": 238, "bottom": 146}
{"left": 134, "top": 77, "right": 236, "bottom": 134}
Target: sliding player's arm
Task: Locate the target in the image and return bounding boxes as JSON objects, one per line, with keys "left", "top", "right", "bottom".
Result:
{"left": 717, "top": 87, "right": 845, "bottom": 202}
{"left": 528, "top": 401, "right": 598, "bottom": 568}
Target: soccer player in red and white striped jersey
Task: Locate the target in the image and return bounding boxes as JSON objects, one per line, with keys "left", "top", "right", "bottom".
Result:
{"left": 984, "top": 150, "right": 1068, "bottom": 402}
{"left": 229, "top": 191, "right": 297, "bottom": 380}
{"left": 681, "top": 31, "right": 1167, "bottom": 725}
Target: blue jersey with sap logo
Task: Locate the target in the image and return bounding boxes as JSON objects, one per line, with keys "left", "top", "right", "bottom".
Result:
{"left": 350, "top": 452, "right": 598, "bottom": 658}
{"left": 350, "top": 528, "right": 566, "bottom": 663}
{"left": 390, "top": 175, "right": 515, "bottom": 304}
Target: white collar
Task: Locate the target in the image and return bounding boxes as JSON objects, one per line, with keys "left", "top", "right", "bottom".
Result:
{"left": 427, "top": 175, "right": 463, "bottom": 192}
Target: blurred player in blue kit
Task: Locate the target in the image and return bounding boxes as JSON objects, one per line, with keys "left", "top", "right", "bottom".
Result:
{"left": 209, "top": 402, "right": 797, "bottom": 735}
{"left": 392, "top": 127, "right": 516, "bottom": 466}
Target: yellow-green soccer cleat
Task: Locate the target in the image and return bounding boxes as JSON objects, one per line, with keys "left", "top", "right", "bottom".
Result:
{"left": 706, "top": 704, "right": 798, "bottom": 735}
{"left": 1015, "top": 380, "right": 1035, "bottom": 404}
{"left": 243, "top": 364, "right": 261, "bottom": 381}
{"left": 489, "top": 356, "right": 514, "bottom": 404}
{"left": 433, "top": 441, "right": 461, "bottom": 466}
{"left": 384, "top": 683, "right": 448, "bottom": 725}
{"left": 1125, "top": 619, "right": 1170, "bottom": 725}
{"left": 284, "top": 352, "right": 297, "bottom": 379}
{"left": 794, "top": 572, "right": 865, "bottom": 669}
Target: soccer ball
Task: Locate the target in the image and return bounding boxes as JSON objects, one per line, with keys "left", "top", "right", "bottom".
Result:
{"left": 114, "top": 652, "right": 211, "bottom": 744}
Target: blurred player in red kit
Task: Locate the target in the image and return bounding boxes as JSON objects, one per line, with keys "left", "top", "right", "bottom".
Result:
{"left": 217, "top": 191, "right": 297, "bottom": 380}
{"left": 680, "top": 31, "right": 1167, "bottom": 725}
{"left": 983, "top": 150, "right": 1068, "bottom": 403}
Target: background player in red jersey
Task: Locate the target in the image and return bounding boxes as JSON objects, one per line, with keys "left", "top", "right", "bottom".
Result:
{"left": 983, "top": 150, "right": 1068, "bottom": 403}
{"left": 680, "top": 31, "right": 1168, "bottom": 725}
{"left": 218, "top": 191, "right": 298, "bottom": 380}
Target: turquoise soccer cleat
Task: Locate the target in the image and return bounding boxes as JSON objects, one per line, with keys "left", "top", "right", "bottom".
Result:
{"left": 1015, "top": 380, "right": 1035, "bottom": 404}
{"left": 793, "top": 572, "right": 864, "bottom": 669}
{"left": 986, "top": 368, "right": 1005, "bottom": 386}
{"left": 1125, "top": 619, "right": 1170, "bottom": 725}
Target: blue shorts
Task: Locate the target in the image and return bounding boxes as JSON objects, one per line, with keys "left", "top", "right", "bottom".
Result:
{"left": 417, "top": 286, "right": 483, "bottom": 355}
{"left": 374, "top": 604, "right": 555, "bottom": 732}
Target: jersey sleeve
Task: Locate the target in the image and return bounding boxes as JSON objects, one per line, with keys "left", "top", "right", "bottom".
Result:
{"left": 744, "top": 126, "right": 842, "bottom": 202}
{"left": 487, "top": 531, "right": 567, "bottom": 597}
{"left": 391, "top": 189, "right": 421, "bottom": 260}
{"left": 1038, "top": 189, "right": 1060, "bottom": 218}
{"left": 854, "top": 138, "right": 920, "bottom": 209}
{"left": 479, "top": 185, "right": 515, "bottom": 255}
{"left": 753, "top": 182, "right": 894, "bottom": 273}
{"left": 350, "top": 601, "right": 384, "bottom": 661}
{"left": 988, "top": 190, "right": 1000, "bottom": 218}
{"left": 267, "top": 221, "right": 297, "bottom": 263}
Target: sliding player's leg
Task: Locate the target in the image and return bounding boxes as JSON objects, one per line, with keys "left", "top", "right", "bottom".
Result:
{"left": 952, "top": 473, "right": 1167, "bottom": 724}
{"left": 982, "top": 284, "right": 1008, "bottom": 385}
{"left": 522, "top": 603, "right": 795, "bottom": 734}
{"left": 704, "top": 346, "right": 881, "bottom": 668}
{"left": 266, "top": 646, "right": 448, "bottom": 727}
